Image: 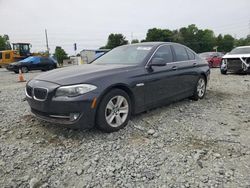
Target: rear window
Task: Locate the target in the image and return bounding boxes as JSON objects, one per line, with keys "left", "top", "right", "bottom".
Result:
{"left": 173, "top": 45, "right": 189, "bottom": 61}
{"left": 186, "top": 49, "right": 195, "bottom": 60}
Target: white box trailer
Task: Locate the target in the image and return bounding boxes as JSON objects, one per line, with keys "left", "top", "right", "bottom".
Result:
{"left": 80, "top": 49, "right": 109, "bottom": 64}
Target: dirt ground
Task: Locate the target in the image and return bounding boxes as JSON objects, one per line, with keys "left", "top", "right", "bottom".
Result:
{"left": 0, "top": 68, "right": 249, "bottom": 188}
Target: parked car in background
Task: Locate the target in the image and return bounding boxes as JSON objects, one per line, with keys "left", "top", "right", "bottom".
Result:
{"left": 220, "top": 46, "right": 250, "bottom": 74}
{"left": 199, "top": 52, "right": 224, "bottom": 68}
{"left": 25, "top": 42, "right": 210, "bottom": 132}
{"left": 6, "top": 56, "right": 57, "bottom": 73}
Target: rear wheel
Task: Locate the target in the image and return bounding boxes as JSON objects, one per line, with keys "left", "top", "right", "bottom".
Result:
{"left": 21, "top": 66, "right": 28, "bottom": 73}
{"left": 96, "top": 89, "right": 131, "bottom": 132}
{"left": 192, "top": 76, "right": 207, "bottom": 101}
{"left": 220, "top": 69, "right": 227, "bottom": 75}
{"left": 48, "top": 64, "right": 54, "bottom": 70}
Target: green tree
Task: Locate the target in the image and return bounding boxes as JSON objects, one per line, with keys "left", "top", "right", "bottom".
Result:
{"left": 104, "top": 33, "right": 128, "bottom": 49}
{"left": 178, "top": 24, "right": 200, "bottom": 52}
{"left": 198, "top": 29, "right": 216, "bottom": 53}
{"left": 220, "top": 34, "right": 235, "bottom": 52}
{"left": 131, "top": 39, "right": 139, "bottom": 44}
{"left": 0, "top": 34, "right": 11, "bottom": 51}
{"left": 54, "top": 46, "right": 68, "bottom": 66}
{"left": 145, "top": 28, "right": 173, "bottom": 42}
{"left": 235, "top": 35, "right": 250, "bottom": 46}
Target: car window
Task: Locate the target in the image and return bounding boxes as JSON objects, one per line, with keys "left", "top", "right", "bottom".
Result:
{"left": 32, "top": 57, "right": 40, "bottom": 64}
{"left": 0, "top": 52, "right": 2, "bottom": 59}
{"left": 153, "top": 45, "right": 173, "bottom": 63}
{"left": 40, "top": 58, "right": 48, "bottom": 63}
{"left": 186, "top": 48, "right": 195, "bottom": 60}
{"left": 93, "top": 45, "right": 153, "bottom": 65}
{"left": 173, "top": 45, "right": 189, "bottom": 61}
{"left": 5, "top": 53, "right": 11, "bottom": 59}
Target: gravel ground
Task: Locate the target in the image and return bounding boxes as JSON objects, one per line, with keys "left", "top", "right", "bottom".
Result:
{"left": 0, "top": 68, "right": 250, "bottom": 188}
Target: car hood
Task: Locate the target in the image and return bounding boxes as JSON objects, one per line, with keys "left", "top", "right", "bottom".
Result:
{"left": 223, "top": 53, "right": 250, "bottom": 59}
{"left": 34, "top": 64, "right": 137, "bottom": 85}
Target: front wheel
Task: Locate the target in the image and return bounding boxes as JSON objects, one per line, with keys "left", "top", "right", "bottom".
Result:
{"left": 192, "top": 76, "right": 207, "bottom": 101}
{"left": 96, "top": 89, "right": 131, "bottom": 132}
{"left": 21, "top": 66, "right": 29, "bottom": 73}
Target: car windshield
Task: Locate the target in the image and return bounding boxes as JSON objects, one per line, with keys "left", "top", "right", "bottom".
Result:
{"left": 229, "top": 47, "right": 250, "bottom": 54}
{"left": 92, "top": 45, "right": 153, "bottom": 65}
{"left": 19, "top": 56, "right": 39, "bottom": 63}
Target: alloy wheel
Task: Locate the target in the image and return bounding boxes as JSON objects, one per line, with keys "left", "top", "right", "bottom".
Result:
{"left": 105, "top": 95, "right": 129, "bottom": 127}
{"left": 197, "top": 78, "right": 206, "bottom": 98}
{"left": 21, "top": 67, "right": 28, "bottom": 73}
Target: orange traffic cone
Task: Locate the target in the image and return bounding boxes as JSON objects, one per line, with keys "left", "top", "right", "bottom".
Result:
{"left": 18, "top": 69, "right": 26, "bottom": 82}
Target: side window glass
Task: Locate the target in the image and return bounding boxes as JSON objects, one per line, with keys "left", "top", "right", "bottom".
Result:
{"left": 40, "top": 58, "right": 47, "bottom": 63}
{"left": 5, "top": 53, "right": 11, "bottom": 59}
{"left": 34, "top": 57, "right": 40, "bottom": 64}
{"left": 173, "top": 45, "right": 189, "bottom": 61}
{"left": 186, "top": 49, "right": 195, "bottom": 60}
{"left": 153, "top": 45, "right": 173, "bottom": 63}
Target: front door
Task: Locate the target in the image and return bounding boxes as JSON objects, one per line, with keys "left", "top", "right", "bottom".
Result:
{"left": 144, "top": 45, "right": 181, "bottom": 107}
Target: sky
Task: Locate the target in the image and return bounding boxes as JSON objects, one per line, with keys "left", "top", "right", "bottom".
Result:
{"left": 0, "top": 0, "right": 250, "bottom": 55}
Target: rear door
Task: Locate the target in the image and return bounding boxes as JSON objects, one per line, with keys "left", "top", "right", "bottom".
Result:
{"left": 29, "top": 57, "right": 41, "bottom": 70}
{"left": 39, "top": 57, "right": 50, "bottom": 69}
{"left": 172, "top": 44, "right": 198, "bottom": 95}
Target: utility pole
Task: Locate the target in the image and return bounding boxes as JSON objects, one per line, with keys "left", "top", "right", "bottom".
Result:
{"left": 45, "top": 29, "right": 49, "bottom": 55}
{"left": 248, "top": 20, "right": 250, "bottom": 36}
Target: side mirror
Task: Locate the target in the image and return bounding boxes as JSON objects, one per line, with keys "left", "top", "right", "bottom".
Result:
{"left": 150, "top": 57, "right": 166, "bottom": 67}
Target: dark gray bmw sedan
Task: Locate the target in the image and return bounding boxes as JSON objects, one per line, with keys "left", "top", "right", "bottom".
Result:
{"left": 26, "top": 42, "right": 210, "bottom": 132}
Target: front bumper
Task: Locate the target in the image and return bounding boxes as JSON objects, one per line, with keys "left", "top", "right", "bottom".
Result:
{"left": 6, "top": 65, "right": 19, "bottom": 72}
{"left": 221, "top": 58, "right": 250, "bottom": 73}
{"left": 26, "top": 80, "right": 98, "bottom": 129}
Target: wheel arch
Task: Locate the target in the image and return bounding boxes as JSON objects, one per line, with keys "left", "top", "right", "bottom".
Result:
{"left": 96, "top": 84, "right": 136, "bottom": 115}
{"left": 200, "top": 72, "right": 207, "bottom": 84}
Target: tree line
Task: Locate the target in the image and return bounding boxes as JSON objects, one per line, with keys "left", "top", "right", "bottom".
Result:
{"left": 101, "top": 24, "right": 250, "bottom": 53}
{"left": 1, "top": 24, "right": 250, "bottom": 55}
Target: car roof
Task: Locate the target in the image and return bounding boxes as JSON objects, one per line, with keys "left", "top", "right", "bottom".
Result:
{"left": 125, "top": 42, "right": 185, "bottom": 47}
{"left": 235, "top": 46, "right": 250, "bottom": 49}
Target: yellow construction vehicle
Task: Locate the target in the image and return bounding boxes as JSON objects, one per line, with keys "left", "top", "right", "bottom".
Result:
{"left": 0, "top": 43, "right": 32, "bottom": 67}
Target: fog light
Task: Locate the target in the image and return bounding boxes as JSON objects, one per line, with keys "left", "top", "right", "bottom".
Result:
{"left": 70, "top": 113, "right": 80, "bottom": 121}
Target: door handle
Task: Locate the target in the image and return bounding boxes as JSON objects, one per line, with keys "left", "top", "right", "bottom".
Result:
{"left": 172, "top": 66, "right": 178, "bottom": 70}
{"left": 193, "top": 62, "right": 197, "bottom": 67}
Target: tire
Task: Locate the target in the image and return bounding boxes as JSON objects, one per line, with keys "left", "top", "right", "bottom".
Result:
{"left": 192, "top": 76, "right": 207, "bottom": 101}
{"left": 14, "top": 70, "right": 19, "bottom": 74}
{"left": 220, "top": 69, "right": 227, "bottom": 75}
{"left": 48, "top": 64, "right": 54, "bottom": 71}
{"left": 96, "top": 89, "right": 131, "bottom": 133}
{"left": 21, "top": 66, "right": 28, "bottom": 73}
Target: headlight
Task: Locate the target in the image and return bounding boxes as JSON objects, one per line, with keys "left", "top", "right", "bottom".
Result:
{"left": 55, "top": 84, "right": 97, "bottom": 97}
